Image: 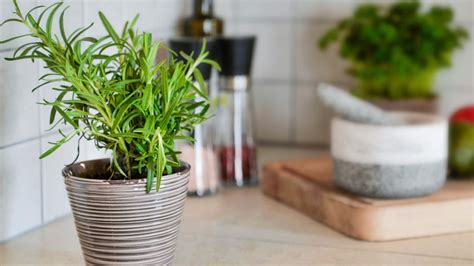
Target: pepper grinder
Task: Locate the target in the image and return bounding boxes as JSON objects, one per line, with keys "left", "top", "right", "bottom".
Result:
{"left": 169, "top": 37, "right": 220, "bottom": 196}
{"left": 215, "top": 36, "right": 258, "bottom": 187}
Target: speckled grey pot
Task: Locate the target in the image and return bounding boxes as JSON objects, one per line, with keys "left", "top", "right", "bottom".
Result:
{"left": 63, "top": 159, "right": 190, "bottom": 265}
{"left": 331, "top": 112, "right": 448, "bottom": 199}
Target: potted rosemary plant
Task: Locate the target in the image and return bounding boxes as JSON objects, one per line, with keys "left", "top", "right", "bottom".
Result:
{"left": 319, "top": 0, "right": 469, "bottom": 113}
{"left": 1, "top": 1, "right": 218, "bottom": 264}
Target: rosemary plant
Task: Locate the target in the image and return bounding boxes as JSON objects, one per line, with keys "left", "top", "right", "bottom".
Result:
{"left": 0, "top": 0, "right": 218, "bottom": 192}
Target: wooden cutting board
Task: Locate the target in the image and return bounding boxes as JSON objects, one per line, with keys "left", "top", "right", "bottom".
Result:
{"left": 261, "top": 156, "right": 474, "bottom": 241}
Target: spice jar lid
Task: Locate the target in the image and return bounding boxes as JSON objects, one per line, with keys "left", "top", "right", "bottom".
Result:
{"left": 217, "top": 36, "right": 256, "bottom": 77}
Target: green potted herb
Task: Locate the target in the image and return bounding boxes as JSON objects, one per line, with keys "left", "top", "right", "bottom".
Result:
{"left": 0, "top": 1, "right": 218, "bottom": 264}
{"left": 319, "top": 0, "right": 469, "bottom": 113}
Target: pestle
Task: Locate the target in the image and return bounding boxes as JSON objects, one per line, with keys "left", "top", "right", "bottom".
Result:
{"left": 316, "top": 83, "right": 404, "bottom": 125}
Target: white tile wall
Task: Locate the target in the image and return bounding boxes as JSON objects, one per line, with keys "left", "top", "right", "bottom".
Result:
{"left": 235, "top": 0, "right": 293, "bottom": 20}
{"left": 294, "top": 22, "right": 354, "bottom": 85}
{"left": 439, "top": 88, "right": 474, "bottom": 117}
{"left": 435, "top": 23, "right": 474, "bottom": 91}
{"left": 37, "top": 0, "right": 84, "bottom": 33}
{"left": 83, "top": 0, "right": 125, "bottom": 37}
{"left": 214, "top": 0, "right": 234, "bottom": 21}
{"left": 234, "top": 21, "right": 293, "bottom": 81}
{"left": 124, "top": 0, "right": 160, "bottom": 31}
{"left": 294, "top": 0, "right": 356, "bottom": 21}
{"left": 0, "top": 140, "right": 42, "bottom": 241}
{"left": 40, "top": 134, "right": 86, "bottom": 223}
{"left": 294, "top": 85, "right": 334, "bottom": 144}
{"left": 0, "top": 51, "right": 40, "bottom": 147}
{"left": 252, "top": 82, "right": 292, "bottom": 142}
{"left": 85, "top": 139, "right": 112, "bottom": 160}
{"left": 37, "top": 63, "right": 72, "bottom": 134}
{"left": 0, "top": 0, "right": 36, "bottom": 50}
{"left": 150, "top": 0, "right": 189, "bottom": 31}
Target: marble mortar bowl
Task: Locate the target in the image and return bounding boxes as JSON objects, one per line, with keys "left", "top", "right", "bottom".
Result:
{"left": 331, "top": 112, "right": 448, "bottom": 199}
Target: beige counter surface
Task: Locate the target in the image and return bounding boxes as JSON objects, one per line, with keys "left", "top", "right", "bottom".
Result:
{"left": 1, "top": 145, "right": 473, "bottom": 265}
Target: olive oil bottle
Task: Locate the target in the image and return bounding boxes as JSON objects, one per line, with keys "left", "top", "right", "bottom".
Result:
{"left": 183, "top": 0, "right": 223, "bottom": 37}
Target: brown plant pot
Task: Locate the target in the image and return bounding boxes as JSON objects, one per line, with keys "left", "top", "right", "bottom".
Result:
{"left": 62, "top": 159, "right": 190, "bottom": 265}
{"left": 368, "top": 97, "right": 439, "bottom": 114}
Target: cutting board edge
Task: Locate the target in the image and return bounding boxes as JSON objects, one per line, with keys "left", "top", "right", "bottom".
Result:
{"left": 261, "top": 161, "right": 474, "bottom": 242}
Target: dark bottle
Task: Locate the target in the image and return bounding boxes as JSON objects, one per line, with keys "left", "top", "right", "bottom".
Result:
{"left": 183, "top": 0, "right": 223, "bottom": 37}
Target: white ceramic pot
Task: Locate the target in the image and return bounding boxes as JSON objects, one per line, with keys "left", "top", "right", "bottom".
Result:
{"left": 331, "top": 112, "right": 448, "bottom": 199}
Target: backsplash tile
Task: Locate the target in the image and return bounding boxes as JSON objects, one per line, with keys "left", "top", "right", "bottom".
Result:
{"left": 85, "top": 139, "right": 112, "bottom": 160}
{"left": 294, "top": 85, "right": 334, "bottom": 144}
{"left": 234, "top": 21, "right": 292, "bottom": 81}
{"left": 294, "top": 22, "right": 354, "bottom": 86}
{"left": 214, "top": 0, "right": 234, "bottom": 21}
{"left": 0, "top": 0, "right": 36, "bottom": 51}
{"left": 0, "top": 51, "right": 40, "bottom": 147}
{"left": 439, "top": 87, "right": 474, "bottom": 117}
{"left": 123, "top": 0, "right": 160, "bottom": 31}
{"left": 0, "top": 140, "right": 42, "bottom": 241}
{"left": 125, "top": 0, "right": 189, "bottom": 32}
{"left": 83, "top": 0, "right": 125, "bottom": 37}
{"left": 234, "top": 0, "right": 293, "bottom": 20}
{"left": 435, "top": 23, "right": 474, "bottom": 90}
{"left": 294, "top": 0, "right": 356, "bottom": 21}
{"left": 37, "top": 63, "right": 72, "bottom": 134}
{"left": 37, "top": 0, "right": 84, "bottom": 33}
{"left": 40, "top": 134, "right": 86, "bottom": 223}
{"left": 151, "top": 0, "right": 189, "bottom": 32}
{"left": 252, "top": 82, "right": 292, "bottom": 142}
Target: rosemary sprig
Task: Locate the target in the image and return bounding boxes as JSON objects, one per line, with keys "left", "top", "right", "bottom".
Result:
{"left": 0, "top": 0, "right": 219, "bottom": 192}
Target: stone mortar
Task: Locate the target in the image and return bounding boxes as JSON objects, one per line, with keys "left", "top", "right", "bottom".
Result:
{"left": 331, "top": 112, "right": 448, "bottom": 199}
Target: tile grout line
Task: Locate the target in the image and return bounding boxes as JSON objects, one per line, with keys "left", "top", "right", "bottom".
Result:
{"left": 289, "top": 1, "right": 298, "bottom": 143}
{"left": 0, "top": 136, "right": 42, "bottom": 150}
{"left": 0, "top": 129, "right": 63, "bottom": 150}
{"left": 34, "top": 48, "right": 45, "bottom": 224}
{"left": 0, "top": 48, "right": 15, "bottom": 53}
{"left": 33, "top": 0, "right": 44, "bottom": 222}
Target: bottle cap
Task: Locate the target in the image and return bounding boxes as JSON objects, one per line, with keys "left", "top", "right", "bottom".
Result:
{"left": 217, "top": 36, "right": 256, "bottom": 77}
{"left": 169, "top": 37, "right": 217, "bottom": 80}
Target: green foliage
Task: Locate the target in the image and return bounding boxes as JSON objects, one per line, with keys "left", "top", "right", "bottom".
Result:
{"left": 0, "top": 0, "right": 219, "bottom": 192}
{"left": 319, "top": 0, "right": 469, "bottom": 100}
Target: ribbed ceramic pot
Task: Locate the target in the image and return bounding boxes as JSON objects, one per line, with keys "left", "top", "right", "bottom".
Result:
{"left": 331, "top": 112, "right": 448, "bottom": 199}
{"left": 62, "top": 159, "right": 190, "bottom": 265}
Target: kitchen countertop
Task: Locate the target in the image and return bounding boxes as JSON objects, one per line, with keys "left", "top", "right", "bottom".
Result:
{"left": 0, "top": 145, "right": 473, "bottom": 265}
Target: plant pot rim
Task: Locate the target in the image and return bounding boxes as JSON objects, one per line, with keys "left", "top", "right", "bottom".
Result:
{"left": 62, "top": 158, "right": 191, "bottom": 186}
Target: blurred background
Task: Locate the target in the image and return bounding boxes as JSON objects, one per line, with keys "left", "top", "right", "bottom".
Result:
{"left": 0, "top": 0, "right": 472, "bottom": 242}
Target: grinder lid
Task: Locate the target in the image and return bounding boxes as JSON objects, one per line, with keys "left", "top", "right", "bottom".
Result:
{"left": 217, "top": 36, "right": 256, "bottom": 77}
